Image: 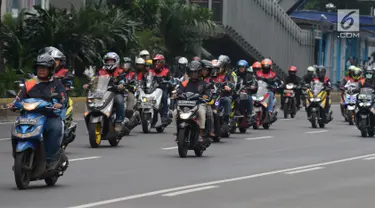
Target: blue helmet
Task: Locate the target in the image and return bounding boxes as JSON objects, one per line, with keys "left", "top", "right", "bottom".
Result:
{"left": 237, "top": 60, "right": 248, "bottom": 68}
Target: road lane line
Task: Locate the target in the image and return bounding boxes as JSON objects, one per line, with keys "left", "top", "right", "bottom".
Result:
{"left": 305, "top": 130, "right": 328, "bottom": 134}
{"left": 363, "top": 156, "right": 375, "bottom": 160}
{"left": 245, "top": 136, "right": 273, "bottom": 140}
{"left": 162, "top": 186, "right": 219, "bottom": 197}
{"left": 284, "top": 167, "right": 324, "bottom": 174}
{"left": 69, "top": 156, "right": 102, "bottom": 162}
{"left": 66, "top": 152, "right": 375, "bottom": 208}
{"left": 0, "top": 138, "right": 10, "bottom": 141}
{"left": 161, "top": 146, "right": 178, "bottom": 150}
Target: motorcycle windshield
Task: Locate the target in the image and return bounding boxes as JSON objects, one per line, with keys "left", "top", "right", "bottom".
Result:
{"left": 87, "top": 76, "right": 111, "bottom": 99}
{"left": 255, "top": 80, "right": 268, "bottom": 98}
{"left": 311, "top": 81, "right": 323, "bottom": 96}
{"left": 346, "top": 82, "right": 359, "bottom": 94}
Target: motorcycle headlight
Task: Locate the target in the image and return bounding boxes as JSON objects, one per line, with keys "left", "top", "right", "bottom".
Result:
{"left": 22, "top": 102, "right": 41, "bottom": 111}
{"left": 179, "top": 112, "right": 192, "bottom": 120}
{"left": 310, "top": 98, "right": 321, "bottom": 102}
{"left": 366, "top": 102, "right": 372, "bottom": 107}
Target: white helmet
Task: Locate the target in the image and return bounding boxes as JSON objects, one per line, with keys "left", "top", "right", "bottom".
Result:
{"left": 135, "top": 57, "right": 145, "bottom": 65}
{"left": 139, "top": 50, "right": 150, "bottom": 57}
{"left": 178, "top": 57, "right": 188, "bottom": 65}
{"left": 307, "top": 66, "right": 315, "bottom": 72}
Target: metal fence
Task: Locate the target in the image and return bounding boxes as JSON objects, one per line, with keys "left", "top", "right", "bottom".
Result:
{"left": 222, "top": 0, "right": 315, "bottom": 78}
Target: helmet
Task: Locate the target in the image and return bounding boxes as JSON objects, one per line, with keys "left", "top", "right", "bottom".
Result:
{"left": 146, "top": 59, "right": 153, "bottom": 67}
{"left": 316, "top": 66, "right": 326, "bottom": 79}
{"left": 135, "top": 57, "right": 145, "bottom": 65}
{"left": 152, "top": 54, "right": 165, "bottom": 70}
{"left": 288, "top": 65, "right": 297, "bottom": 76}
{"left": 201, "top": 59, "right": 213, "bottom": 69}
{"left": 212, "top": 59, "right": 218, "bottom": 67}
{"left": 261, "top": 58, "right": 272, "bottom": 73}
{"left": 218, "top": 55, "right": 230, "bottom": 66}
{"left": 237, "top": 60, "right": 249, "bottom": 68}
{"left": 192, "top": 56, "right": 201, "bottom": 61}
{"left": 252, "top": 61, "right": 261, "bottom": 70}
{"left": 38, "top": 46, "right": 66, "bottom": 69}
{"left": 364, "top": 68, "right": 375, "bottom": 80}
{"left": 139, "top": 50, "right": 150, "bottom": 59}
{"left": 307, "top": 66, "right": 316, "bottom": 72}
{"left": 178, "top": 57, "right": 188, "bottom": 65}
{"left": 34, "top": 53, "right": 56, "bottom": 77}
{"left": 123, "top": 57, "right": 132, "bottom": 63}
{"left": 187, "top": 60, "right": 202, "bottom": 80}
{"left": 103, "top": 52, "right": 120, "bottom": 72}
{"left": 348, "top": 65, "right": 356, "bottom": 77}
{"left": 352, "top": 67, "right": 361, "bottom": 80}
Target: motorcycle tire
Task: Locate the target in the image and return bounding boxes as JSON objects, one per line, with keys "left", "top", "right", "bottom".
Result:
{"left": 156, "top": 127, "right": 165, "bottom": 133}
{"left": 239, "top": 128, "right": 247, "bottom": 133}
{"left": 368, "top": 129, "right": 374, "bottom": 137}
{"left": 14, "top": 150, "right": 33, "bottom": 189}
{"left": 194, "top": 147, "right": 204, "bottom": 157}
{"left": 263, "top": 123, "right": 270, "bottom": 129}
{"left": 141, "top": 116, "right": 152, "bottom": 133}
{"left": 283, "top": 103, "right": 289, "bottom": 119}
{"left": 361, "top": 130, "right": 367, "bottom": 137}
{"left": 177, "top": 128, "right": 188, "bottom": 158}
{"left": 108, "top": 139, "right": 120, "bottom": 147}
{"left": 348, "top": 111, "right": 354, "bottom": 125}
{"left": 88, "top": 123, "right": 101, "bottom": 148}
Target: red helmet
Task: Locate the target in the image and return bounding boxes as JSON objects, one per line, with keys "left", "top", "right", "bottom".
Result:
{"left": 288, "top": 66, "right": 297, "bottom": 72}
{"left": 192, "top": 56, "right": 201, "bottom": 61}
{"left": 153, "top": 54, "right": 165, "bottom": 70}
{"left": 252, "top": 61, "right": 261, "bottom": 69}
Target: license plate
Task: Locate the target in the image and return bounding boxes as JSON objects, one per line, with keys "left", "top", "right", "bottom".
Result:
{"left": 253, "top": 107, "right": 261, "bottom": 112}
{"left": 17, "top": 118, "right": 38, "bottom": 125}
{"left": 177, "top": 100, "right": 196, "bottom": 106}
{"left": 284, "top": 89, "right": 294, "bottom": 93}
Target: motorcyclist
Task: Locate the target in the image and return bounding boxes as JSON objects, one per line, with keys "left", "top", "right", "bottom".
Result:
{"left": 256, "top": 58, "right": 279, "bottom": 118}
{"left": 212, "top": 55, "right": 235, "bottom": 123}
{"left": 236, "top": 60, "right": 258, "bottom": 122}
{"left": 83, "top": 52, "right": 126, "bottom": 132}
{"left": 340, "top": 65, "right": 357, "bottom": 89}
{"left": 8, "top": 54, "right": 67, "bottom": 170}
{"left": 302, "top": 66, "right": 316, "bottom": 85}
{"left": 177, "top": 60, "right": 209, "bottom": 143}
{"left": 150, "top": 54, "right": 171, "bottom": 124}
{"left": 281, "top": 66, "right": 302, "bottom": 109}
{"left": 177, "top": 57, "right": 189, "bottom": 81}
{"left": 252, "top": 61, "right": 262, "bottom": 74}
{"left": 139, "top": 50, "right": 150, "bottom": 61}
{"left": 122, "top": 57, "right": 137, "bottom": 116}
{"left": 312, "top": 66, "right": 333, "bottom": 122}
{"left": 359, "top": 68, "right": 375, "bottom": 89}
{"left": 201, "top": 59, "right": 215, "bottom": 137}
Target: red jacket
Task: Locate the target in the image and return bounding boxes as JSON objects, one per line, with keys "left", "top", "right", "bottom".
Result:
{"left": 212, "top": 74, "right": 227, "bottom": 83}
{"left": 54, "top": 68, "right": 69, "bottom": 77}
{"left": 98, "top": 68, "right": 124, "bottom": 77}
{"left": 124, "top": 71, "right": 136, "bottom": 81}
{"left": 256, "top": 70, "right": 276, "bottom": 80}
{"left": 149, "top": 68, "right": 169, "bottom": 77}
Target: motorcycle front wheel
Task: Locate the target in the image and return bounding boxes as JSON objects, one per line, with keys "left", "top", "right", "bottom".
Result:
{"left": 14, "top": 150, "right": 33, "bottom": 189}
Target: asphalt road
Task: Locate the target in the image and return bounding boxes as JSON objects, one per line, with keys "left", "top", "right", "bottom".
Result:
{"left": 1, "top": 105, "right": 375, "bottom": 208}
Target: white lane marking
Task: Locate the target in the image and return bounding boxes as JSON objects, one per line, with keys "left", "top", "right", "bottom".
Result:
{"left": 162, "top": 186, "right": 219, "bottom": 197}
{"left": 69, "top": 156, "right": 102, "bottom": 162}
{"left": 0, "top": 138, "right": 10, "bottom": 141}
{"left": 161, "top": 146, "right": 178, "bottom": 150}
{"left": 363, "top": 156, "right": 375, "bottom": 160}
{"left": 305, "top": 130, "right": 328, "bottom": 134}
{"left": 284, "top": 167, "right": 324, "bottom": 175}
{"left": 245, "top": 136, "right": 273, "bottom": 140}
{"left": 66, "top": 152, "right": 375, "bottom": 208}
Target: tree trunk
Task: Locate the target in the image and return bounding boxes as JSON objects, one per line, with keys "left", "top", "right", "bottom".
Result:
{"left": 0, "top": 0, "right": 4, "bottom": 72}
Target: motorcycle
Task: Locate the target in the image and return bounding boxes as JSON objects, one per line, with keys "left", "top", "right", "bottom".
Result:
{"left": 175, "top": 92, "right": 210, "bottom": 157}
{"left": 206, "top": 83, "right": 221, "bottom": 142}
{"left": 7, "top": 93, "right": 69, "bottom": 189}
{"left": 231, "top": 79, "right": 253, "bottom": 133}
{"left": 54, "top": 75, "right": 77, "bottom": 150}
{"left": 341, "top": 82, "right": 359, "bottom": 125}
{"left": 355, "top": 87, "right": 375, "bottom": 137}
{"left": 283, "top": 83, "right": 298, "bottom": 119}
{"left": 252, "top": 80, "right": 278, "bottom": 129}
{"left": 84, "top": 75, "right": 128, "bottom": 148}
{"left": 305, "top": 80, "right": 331, "bottom": 128}
{"left": 213, "top": 83, "right": 235, "bottom": 138}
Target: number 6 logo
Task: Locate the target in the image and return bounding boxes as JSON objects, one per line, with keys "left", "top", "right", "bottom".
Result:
{"left": 341, "top": 11, "right": 356, "bottom": 30}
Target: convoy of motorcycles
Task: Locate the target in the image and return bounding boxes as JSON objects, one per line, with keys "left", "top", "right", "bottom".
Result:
{"left": 5, "top": 63, "right": 375, "bottom": 190}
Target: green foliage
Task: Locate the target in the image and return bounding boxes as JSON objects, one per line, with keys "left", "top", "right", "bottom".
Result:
{"left": 0, "top": 0, "right": 222, "bottom": 96}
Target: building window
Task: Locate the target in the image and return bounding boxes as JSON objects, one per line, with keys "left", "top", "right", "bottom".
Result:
{"left": 212, "top": 0, "right": 222, "bottom": 22}
{"left": 190, "top": 0, "right": 208, "bottom": 8}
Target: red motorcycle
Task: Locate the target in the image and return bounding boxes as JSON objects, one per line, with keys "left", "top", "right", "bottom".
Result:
{"left": 252, "top": 80, "right": 278, "bottom": 129}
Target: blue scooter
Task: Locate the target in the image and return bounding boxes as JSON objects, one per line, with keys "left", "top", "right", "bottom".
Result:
{"left": 8, "top": 91, "right": 69, "bottom": 189}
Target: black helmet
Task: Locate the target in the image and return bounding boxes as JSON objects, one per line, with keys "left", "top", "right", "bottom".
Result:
{"left": 364, "top": 68, "right": 375, "bottom": 80}
{"left": 201, "top": 59, "right": 213, "bottom": 69}
{"left": 316, "top": 65, "right": 326, "bottom": 79}
{"left": 188, "top": 60, "right": 202, "bottom": 72}
{"left": 34, "top": 54, "right": 56, "bottom": 76}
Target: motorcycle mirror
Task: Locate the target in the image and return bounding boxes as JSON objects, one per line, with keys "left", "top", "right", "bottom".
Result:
{"left": 7, "top": 90, "right": 17, "bottom": 97}
{"left": 16, "top": 69, "right": 25, "bottom": 75}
